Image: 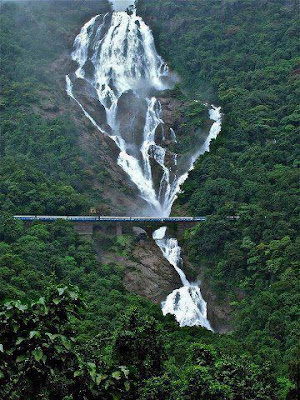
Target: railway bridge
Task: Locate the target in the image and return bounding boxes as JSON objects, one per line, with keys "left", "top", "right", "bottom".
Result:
{"left": 13, "top": 215, "right": 239, "bottom": 236}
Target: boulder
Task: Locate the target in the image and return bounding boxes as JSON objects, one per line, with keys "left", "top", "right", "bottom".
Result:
{"left": 132, "top": 226, "right": 148, "bottom": 241}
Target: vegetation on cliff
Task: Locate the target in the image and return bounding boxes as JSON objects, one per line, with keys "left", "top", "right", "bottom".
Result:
{"left": 0, "top": 0, "right": 299, "bottom": 398}
{"left": 138, "top": 0, "right": 299, "bottom": 395}
{"left": 0, "top": 0, "right": 118, "bottom": 215}
{"left": 0, "top": 218, "right": 280, "bottom": 399}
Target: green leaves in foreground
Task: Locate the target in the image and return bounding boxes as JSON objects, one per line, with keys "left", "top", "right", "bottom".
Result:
{"left": 0, "top": 285, "right": 130, "bottom": 400}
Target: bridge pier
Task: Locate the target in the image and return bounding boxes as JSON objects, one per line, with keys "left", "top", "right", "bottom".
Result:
{"left": 74, "top": 222, "right": 123, "bottom": 236}
{"left": 116, "top": 223, "right": 123, "bottom": 236}
{"left": 74, "top": 222, "right": 94, "bottom": 236}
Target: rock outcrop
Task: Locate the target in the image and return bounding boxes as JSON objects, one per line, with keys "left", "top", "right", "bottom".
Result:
{"left": 97, "top": 234, "right": 182, "bottom": 304}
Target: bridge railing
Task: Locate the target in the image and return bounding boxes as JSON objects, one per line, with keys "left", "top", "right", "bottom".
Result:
{"left": 13, "top": 215, "right": 240, "bottom": 222}
{"left": 13, "top": 215, "right": 206, "bottom": 222}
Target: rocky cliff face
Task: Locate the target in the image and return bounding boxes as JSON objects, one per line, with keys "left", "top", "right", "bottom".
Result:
{"left": 124, "top": 240, "right": 182, "bottom": 304}
{"left": 199, "top": 277, "right": 232, "bottom": 333}
{"left": 94, "top": 229, "right": 182, "bottom": 304}
{"left": 92, "top": 226, "right": 232, "bottom": 332}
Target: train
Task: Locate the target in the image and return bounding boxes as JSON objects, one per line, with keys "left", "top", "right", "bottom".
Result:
{"left": 13, "top": 215, "right": 240, "bottom": 222}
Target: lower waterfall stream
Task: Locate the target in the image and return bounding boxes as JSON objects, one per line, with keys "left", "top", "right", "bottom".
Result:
{"left": 66, "top": 1, "right": 221, "bottom": 330}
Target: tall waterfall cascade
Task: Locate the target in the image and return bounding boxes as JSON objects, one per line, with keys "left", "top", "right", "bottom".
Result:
{"left": 66, "top": 1, "right": 221, "bottom": 330}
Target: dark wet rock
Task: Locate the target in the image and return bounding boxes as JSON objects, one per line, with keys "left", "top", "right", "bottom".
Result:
{"left": 73, "top": 78, "right": 99, "bottom": 104}
{"left": 203, "top": 280, "right": 232, "bottom": 334}
{"left": 154, "top": 123, "right": 165, "bottom": 145}
{"left": 83, "top": 59, "right": 95, "bottom": 80}
{"left": 73, "top": 78, "right": 108, "bottom": 128}
{"left": 132, "top": 226, "right": 148, "bottom": 241}
{"left": 68, "top": 59, "right": 79, "bottom": 75}
{"left": 148, "top": 155, "right": 164, "bottom": 194}
{"left": 116, "top": 90, "right": 148, "bottom": 151}
{"left": 158, "top": 96, "right": 184, "bottom": 129}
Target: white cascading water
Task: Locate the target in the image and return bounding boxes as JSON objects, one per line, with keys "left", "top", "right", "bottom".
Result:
{"left": 153, "top": 227, "right": 212, "bottom": 330}
{"left": 66, "top": 4, "right": 172, "bottom": 215}
{"left": 66, "top": 1, "right": 221, "bottom": 330}
{"left": 153, "top": 106, "right": 221, "bottom": 330}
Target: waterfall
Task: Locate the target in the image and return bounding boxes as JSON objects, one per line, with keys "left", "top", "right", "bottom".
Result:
{"left": 153, "top": 227, "right": 212, "bottom": 330}
{"left": 66, "top": 1, "right": 221, "bottom": 330}
{"left": 152, "top": 107, "right": 221, "bottom": 331}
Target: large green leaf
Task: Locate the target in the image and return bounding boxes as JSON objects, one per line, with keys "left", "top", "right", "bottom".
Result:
{"left": 16, "top": 354, "right": 27, "bottom": 363}
{"left": 29, "top": 330, "right": 40, "bottom": 339}
{"left": 120, "top": 365, "right": 129, "bottom": 378}
{"left": 87, "top": 362, "right": 96, "bottom": 381}
{"left": 16, "top": 337, "right": 25, "bottom": 345}
{"left": 58, "top": 286, "right": 68, "bottom": 296}
{"left": 74, "top": 370, "right": 82, "bottom": 377}
{"left": 61, "top": 336, "right": 72, "bottom": 350}
{"left": 112, "top": 371, "right": 121, "bottom": 380}
{"left": 96, "top": 373, "right": 108, "bottom": 385}
{"left": 45, "top": 332, "right": 59, "bottom": 341}
{"left": 32, "top": 348, "right": 44, "bottom": 362}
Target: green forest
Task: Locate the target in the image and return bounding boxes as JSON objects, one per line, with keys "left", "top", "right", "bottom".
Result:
{"left": 1, "top": 0, "right": 299, "bottom": 399}
{"left": 139, "top": 0, "right": 299, "bottom": 393}
{"left": 0, "top": 0, "right": 111, "bottom": 215}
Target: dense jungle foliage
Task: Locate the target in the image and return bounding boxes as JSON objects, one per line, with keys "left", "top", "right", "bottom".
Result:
{"left": 0, "top": 217, "right": 281, "bottom": 399}
{"left": 138, "top": 0, "right": 300, "bottom": 394}
{"left": 0, "top": 0, "right": 299, "bottom": 398}
{"left": 0, "top": 0, "right": 110, "bottom": 214}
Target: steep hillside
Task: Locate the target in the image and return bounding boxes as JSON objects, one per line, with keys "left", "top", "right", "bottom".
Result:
{"left": 0, "top": 0, "right": 145, "bottom": 215}
{"left": 138, "top": 0, "right": 300, "bottom": 386}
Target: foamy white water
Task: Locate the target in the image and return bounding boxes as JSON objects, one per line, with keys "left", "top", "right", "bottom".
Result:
{"left": 152, "top": 108, "right": 220, "bottom": 330}
{"left": 67, "top": 8, "right": 178, "bottom": 215}
{"left": 66, "top": 4, "right": 221, "bottom": 329}
{"left": 153, "top": 228, "right": 212, "bottom": 329}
